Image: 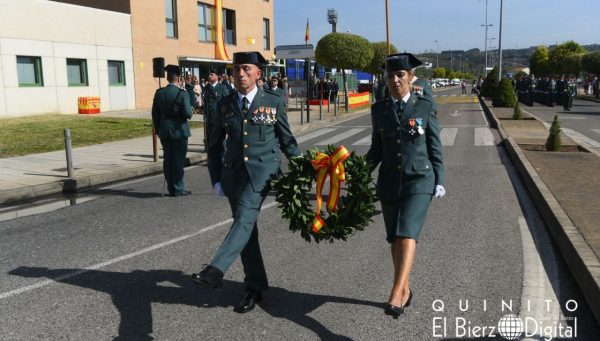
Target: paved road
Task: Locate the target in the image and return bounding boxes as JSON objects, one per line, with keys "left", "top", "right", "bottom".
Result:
{"left": 522, "top": 97, "right": 600, "bottom": 153}
{"left": 1, "top": 88, "right": 598, "bottom": 340}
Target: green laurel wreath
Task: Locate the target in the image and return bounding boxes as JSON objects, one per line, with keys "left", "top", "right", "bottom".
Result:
{"left": 270, "top": 145, "right": 376, "bottom": 243}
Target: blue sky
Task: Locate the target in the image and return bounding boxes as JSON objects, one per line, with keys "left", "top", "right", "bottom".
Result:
{"left": 274, "top": 0, "right": 600, "bottom": 53}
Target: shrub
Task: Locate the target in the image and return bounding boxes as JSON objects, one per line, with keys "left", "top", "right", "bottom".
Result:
{"left": 480, "top": 67, "right": 498, "bottom": 98}
{"left": 545, "top": 115, "right": 561, "bottom": 151}
{"left": 513, "top": 103, "right": 523, "bottom": 120}
{"left": 493, "top": 78, "right": 517, "bottom": 107}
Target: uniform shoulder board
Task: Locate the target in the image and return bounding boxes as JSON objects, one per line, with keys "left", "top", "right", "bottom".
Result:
{"left": 223, "top": 90, "right": 237, "bottom": 99}
{"left": 264, "top": 89, "right": 280, "bottom": 97}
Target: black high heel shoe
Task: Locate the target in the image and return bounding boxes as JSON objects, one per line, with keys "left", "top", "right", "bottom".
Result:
{"left": 384, "top": 289, "right": 413, "bottom": 319}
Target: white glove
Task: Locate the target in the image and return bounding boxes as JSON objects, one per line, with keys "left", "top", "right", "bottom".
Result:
{"left": 214, "top": 182, "right": 225, "bottom": 196}
{"left": 434, "top": 185, "right": 446, "bottom": 198}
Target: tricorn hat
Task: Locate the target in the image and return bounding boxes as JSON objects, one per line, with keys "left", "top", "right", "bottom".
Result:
{"left": 164, "top": 64, "right": 181, "bottom": 76}
{"left": 233, "top": 51, "right": 267, "bottom": 66}
{"left": 208, "top": 68, "right": 218, "bottom": 75}
{"left": 383, "top": 53, "right": 423, "bottom": 72}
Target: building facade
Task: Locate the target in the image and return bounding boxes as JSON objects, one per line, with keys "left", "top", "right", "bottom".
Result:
{"left": 131, "top": 0, "right": 275, "bottom": 109}
{"left": 0, "top": 0, "right": 274, "bottom": 116}
{"left": 0, "top": 0, "right": 136, "bottom": 117}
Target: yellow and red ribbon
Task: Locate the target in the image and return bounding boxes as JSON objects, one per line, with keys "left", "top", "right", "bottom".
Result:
{"left": 310, "top": 145, "right": 351, "bottom": 233}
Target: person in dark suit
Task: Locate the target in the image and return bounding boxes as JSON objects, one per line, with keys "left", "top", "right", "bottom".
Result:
{"left": 202, "top": 68, "right": 230, "bottom": 147}
{"left": 151, "top": 65, "right": 193, "bottom": 197}
{"left": 191, "top": 52, "right": 301, "bottom": 314}
{"left": 366, "top": 53, "right": 445, "bottom": 318}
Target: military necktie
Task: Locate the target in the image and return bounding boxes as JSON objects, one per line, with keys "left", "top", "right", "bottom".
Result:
{"left": 241, "top": 97, "right": 249, "bottom": 115}
{"left": 395, "top": 100, "right": 405, "bottom": 114}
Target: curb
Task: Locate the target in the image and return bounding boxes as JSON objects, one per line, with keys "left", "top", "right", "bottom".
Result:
{"left": 0, "top": 107, "right": 371, "bottom": 206}
{"left": 478, "top": 96, "right": 600, "bottom": 324}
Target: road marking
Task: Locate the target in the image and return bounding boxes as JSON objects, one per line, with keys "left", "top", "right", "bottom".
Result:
{"left": 316, "top": 128, "right": 366, "bottom": 145}
{"left": 558, "top": 116, "right": 586, "bottom": 120}
{"left": 477, "top": 102, "right": 490, "bottom": 126}
{"left": 440, "top": 128, "right": 458, "bottom": 146}
{"left": 561, "top": 128, "right": 600, "bottom": 148}
{"left": 592, "top": 129, "right": 600, "bottom": 135}
{"left": 440, "top": 125, "right": 489, "bottom": 128}
{"left": 0, "top": 201, "right": 278, "bottom": 300}
{"left": 474, "top": 127, "right": 495, "bottom": 146}
{"left": 352, "top": 135, "right": 372, "bottom": 146}
{"left": 450, "top": 110, "right": 461, "bottom": 117}
{"left": 296, "top": 128, "right": 337, "bottom": 144}
{"left": 518, "top": 216, "right": 564, "bottom": 338}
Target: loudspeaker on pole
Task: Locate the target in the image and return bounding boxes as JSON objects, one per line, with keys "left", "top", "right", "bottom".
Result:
{"left": 152, "top": 57, "right": 165, "bottom": 78}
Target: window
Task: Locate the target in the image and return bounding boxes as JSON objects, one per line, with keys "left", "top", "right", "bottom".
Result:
{"left": 197, "top": 2, "right": 215, "bottom": 42}
{"left": 223, "top": 9, "right": 236, "bottom": 45}
{"left": 165, "top": 0, "right": 178, "bottom": 38}
{"left": 17, "top": 56, "right": 43, "bottom": 87}
{"left": 108, "top": 61, "right": 126, "bottom": 86}
{"left": 67, "top": 59, "right": 88, "bottom": 86}
{"left": 263, "top": 18, "right": 270, "bottom": 50}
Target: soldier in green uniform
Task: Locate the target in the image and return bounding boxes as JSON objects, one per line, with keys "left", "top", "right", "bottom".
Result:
{"left": 151, "top": 65, "right": 193, "bottom": 197}
{"left": 564, "top": 77, "right": 576, "bottom": 111}
{"left": 527, "top": 74, "right": 536, "bottom": 106}
{"left": 191, "top": 52, "right": 301, "bottom": 314}
{"left": 202, "top": 68, "right": 230, "bottom": 147}
{"left": 269, "top": 77, "right": 286, "bottom": 99}
{"left": 366, "top": 53, "right": 445, "bottom": 318}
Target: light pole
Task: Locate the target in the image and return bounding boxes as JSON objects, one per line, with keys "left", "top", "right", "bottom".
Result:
{"left": 498, "top": 0, "right": 504, "bottom": 80}
{"left": 487, "top": 37, "right": 495, "bottom": 71}
{"left": 434, "top": 40, "right": 439, "bottom": 68}
{"left": 481, "top": 0, "right": 493, "bottom": 74}
{"left": 385, "top": 0, "right": 390, "bottom": 55}
{"left": 450, "top": 49, "right": 453, "bottom": 72}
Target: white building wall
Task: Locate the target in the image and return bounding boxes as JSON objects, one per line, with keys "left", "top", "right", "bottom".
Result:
{"left": 0, "top": 0, "right": 135, "bottom": 117}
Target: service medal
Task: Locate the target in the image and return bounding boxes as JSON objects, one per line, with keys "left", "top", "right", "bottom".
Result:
{"left": 417, "top": 126, "right": 425, "bottom": 135}
{"left": 408, "top": 119, "right": 416, "bottom": 135}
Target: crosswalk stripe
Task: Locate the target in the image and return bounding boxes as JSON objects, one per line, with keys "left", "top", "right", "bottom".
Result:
{"left": 440, "top": 128, "right": 459, "bottom": 146}
{"left": 353, "top": 135, "right": 372, "bottom": 146}
{"left": 562, "top": 128, "right": 600, "bottom": 148}
{"left": 296, "top": 128, "right": 337, "bottom": 143}
{"left": 316, "top": 128, "right": 366, "bottom": 145}
{"left": 474, "top": 127, "right": 495, "bottom": 146}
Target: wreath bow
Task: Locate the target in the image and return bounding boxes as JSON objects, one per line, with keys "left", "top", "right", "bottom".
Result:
{"left": 310, "top": 145, "right": 350, "bottom": 232}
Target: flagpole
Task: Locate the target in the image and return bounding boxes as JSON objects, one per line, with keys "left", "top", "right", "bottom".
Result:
{"left": 385, "top": 0, "right": 390, "bottom": 55}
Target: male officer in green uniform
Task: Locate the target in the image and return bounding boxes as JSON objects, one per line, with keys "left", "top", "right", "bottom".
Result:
{"left": 191, "top": 52, "right": 301, "bottom": 314}
{"left": 202, "top": 68, "right": 229, "bottom": 147}
{"left": 564, "top": 77, "right": 576, "bottom": 111}
{"left": 151, "top": 65, "right": 193, "bottom": 197}
{"left": 366, "top": 53, "right": 445, "bottom": 317}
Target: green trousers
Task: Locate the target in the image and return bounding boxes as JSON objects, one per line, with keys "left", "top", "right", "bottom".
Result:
{"left": 211, "top": 176, "right": 268, "bottom": 292}
{"left": 160, "top": 138, "right": 188, "bottom": 196}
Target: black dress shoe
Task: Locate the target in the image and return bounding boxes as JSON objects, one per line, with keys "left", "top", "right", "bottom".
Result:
{"left": 171, "top": 190, "right": 192, "bottom": 197}
{"left": 233, "top": 289, "right": 263, "bottom": 314}
{"left": 191, "top": 265, "right": 223, "bottom": 289}
{"left": 384, "top": 304, "right": 404, "bottom": 318}
{"left": 385, "top": 290, "right": 413, "bottom": 318}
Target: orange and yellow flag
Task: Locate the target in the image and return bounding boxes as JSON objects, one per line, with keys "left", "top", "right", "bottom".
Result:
{"left": 305, "top": 18, "right": 310, "bottom": 43}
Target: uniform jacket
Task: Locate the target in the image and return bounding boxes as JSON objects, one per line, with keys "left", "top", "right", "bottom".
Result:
{"left": 151, "top": 84, "right": 193, "bottom": 140}
{"left": 202, "top": 82, "right": 230, "bottom": 125}
{"left": 208, "top": 88, "right": 301, "bottom": 194}
{"left": 366, "top": 94, "right": 444, "bottom": 201}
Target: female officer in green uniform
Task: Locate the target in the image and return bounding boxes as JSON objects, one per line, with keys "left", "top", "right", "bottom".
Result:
{"left": 366, "top": 53, "right": 445, "bottom": 318}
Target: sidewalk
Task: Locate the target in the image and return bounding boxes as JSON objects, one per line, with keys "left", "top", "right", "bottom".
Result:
{"left": 0, "top": 104, "right": 370, "bottom": 206}
{"left": 479, "top": 97, "right": 600, "bottom": 325}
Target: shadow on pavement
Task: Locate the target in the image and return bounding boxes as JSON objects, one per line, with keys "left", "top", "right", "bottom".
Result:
{"left": 9, "top": 266, "right": 380, "bottom": 340}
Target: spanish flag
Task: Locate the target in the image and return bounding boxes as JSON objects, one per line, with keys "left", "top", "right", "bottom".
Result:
{"left": 305, "top": 18, "right": 310, "bottom": 43}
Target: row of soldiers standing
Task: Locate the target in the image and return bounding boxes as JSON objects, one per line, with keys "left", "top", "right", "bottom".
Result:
{"left": 515, "top": 75, "right": 576, "bottom": 111}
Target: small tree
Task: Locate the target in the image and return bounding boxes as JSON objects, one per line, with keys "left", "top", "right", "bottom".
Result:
{"left": 582, "top": 52, "right": 600, "bottom": 74}
{"left": 513, "top": 102, "right": 523, "bottom": 120}
{"left": 545, "top": 115, "right": 561, "bottom": 151}
{"left": 480, "top": 67, "right": 498, "bottom": 98}
{"left": 316, "top": 33, "right": 373, "bottom": 112}
{"left": 493, "top": 78, "right": 517, "bottom": 107}
{"left": 530, "top": 46, "right": 550, "bottom": 76}
{"left": 366, "top": 42, "right": 398, "bottom": 75}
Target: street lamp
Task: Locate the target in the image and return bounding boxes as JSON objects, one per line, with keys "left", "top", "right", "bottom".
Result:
{"left": 434, "top": 40, "right": 439, "bottom": 68}
{"left": 498, "top": 0, "right": 504, "bottom": 80}
{"left": 327, "top": 9, "right": 337, "bottom": 33}
{"left": 481, "top": 0, "right": 493, "bottom": 74}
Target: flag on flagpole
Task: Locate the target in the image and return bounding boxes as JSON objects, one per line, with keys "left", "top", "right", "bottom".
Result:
{"left": 305, "top": 18, "right": 310, "bottom": 43}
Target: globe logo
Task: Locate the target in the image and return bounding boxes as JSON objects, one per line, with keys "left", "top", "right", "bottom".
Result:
{"left": 497, "top": 314, "right": 523, "bottom": 340}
